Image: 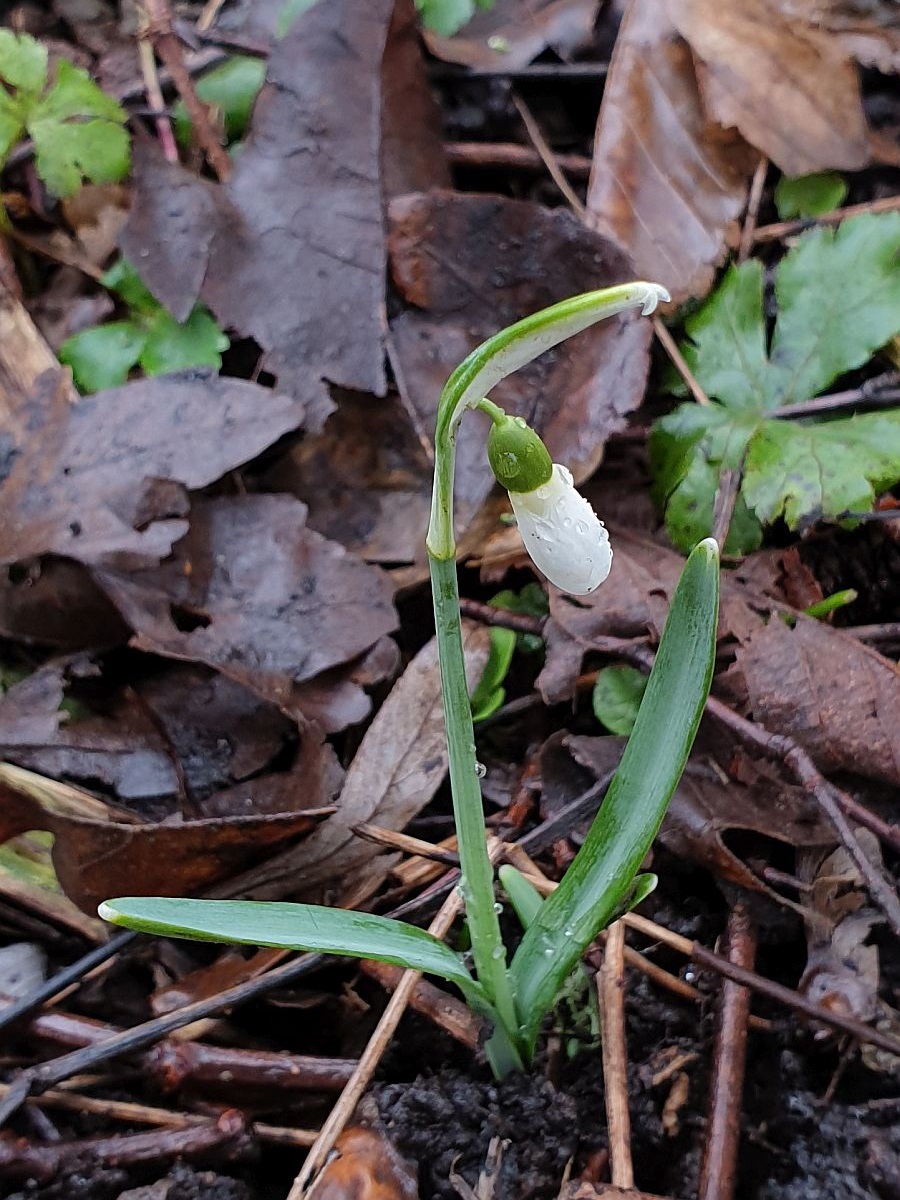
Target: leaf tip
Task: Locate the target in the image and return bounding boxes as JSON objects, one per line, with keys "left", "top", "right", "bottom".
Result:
{"left": 98, "top": 900, "right": 123, "bottom": 924}
{"left": 696, "top": 536, "right": 720, "bottom": 562}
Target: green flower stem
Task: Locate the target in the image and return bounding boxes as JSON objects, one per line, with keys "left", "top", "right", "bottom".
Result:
{"left": 428, "top": 552, "right": 523, "bottom": 1070}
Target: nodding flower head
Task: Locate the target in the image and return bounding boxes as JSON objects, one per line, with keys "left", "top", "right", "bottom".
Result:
{"left": 509, "top": 464, "right": 612, "bottom": 595}
{"left": 486, "top": 413, "right": 611, "bottom": 595}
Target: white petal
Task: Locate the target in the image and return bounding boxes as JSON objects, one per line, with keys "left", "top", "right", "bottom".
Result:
{"left": 509, "top": 464, "right": 612, "bottom": 595}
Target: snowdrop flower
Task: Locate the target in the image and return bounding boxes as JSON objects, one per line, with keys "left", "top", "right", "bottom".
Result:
{"left": 486, "top": 409, "right": 612, "bottom": 595}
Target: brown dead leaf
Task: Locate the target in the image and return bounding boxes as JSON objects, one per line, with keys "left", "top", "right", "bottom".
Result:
{"left": 672, "top": 0, "right": 870, "bottom": 174}
{"left": 423, "top": 0, "right": 599, "bottom": 70}
{"left": 265, "top": 390, "right": 432, "bottom": 565}
{"left": 93, "top": 495, "right": 398, "bottom": 727}
{"left": 0, "top": 369, "right": 306, "bottom": 569}
{"left": 235, "top": 622, "right": 490, "bottom": 904}
{"left": 586, "top": 0, "right": 754, "bottom": 303}
{"left": 308, "top": 1127, "right": 417, "bottom": 1200}
{"left": 785, "top": 0, "right": 900, "bottom": 72}
{"left": 728, "top": 617, "right": 900, "bottom": 787}
{"left": 0, "top": 763, "right": 331, "bottom": 914}
{"left": 198, "top": 0, "right": 397, "bottom": 430}
{"left": 389, "top": 191, "right": 654, "bottom": 530}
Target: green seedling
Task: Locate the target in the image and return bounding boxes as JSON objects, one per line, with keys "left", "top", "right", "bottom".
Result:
{"left": 651, "top": 213, "right": 900, "bottom": 554}
{"left": 0, "top": 29, "right": 129, "bottom": 207}
{"left": 101, "top": 284, "right": 720, "bottom": 1078}
{"left": 470, "top": 584, "right": 547, "bottom": 722}
{"left": 172, "top": 57, "right": 266, "bottom": 148}
{"left": 59, "top": 259, "right": 229, "bottom": 392}
{"left": 592, "top": 664, "right": 648, "bottom": 736}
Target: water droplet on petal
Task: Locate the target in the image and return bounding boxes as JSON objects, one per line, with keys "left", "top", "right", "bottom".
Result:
{"left": 575, "top": 520, "right": 587, "bottom": 535}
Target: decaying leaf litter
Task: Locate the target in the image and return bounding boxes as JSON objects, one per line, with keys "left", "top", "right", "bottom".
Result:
{"left": 0, "top": 0, "right": 899, "bottom": 1196}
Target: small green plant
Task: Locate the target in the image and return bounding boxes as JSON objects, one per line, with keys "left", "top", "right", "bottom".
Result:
{"left": 59, "top": 259, "right": 229, "bottom": 392}
{"left": 172, "top": 57, "right": 266, "bottom": 148}
{"left": 650, "top": 213, "right": 900, "bottom": 554}
{"left": 0, "top": 29, "right": 129, "bottom": 203}
{"left": 100, "top": 284, "right": 720, "bottom": 1077}
{"left": 469, "top": 585, "right": 547, "bottom": 722}
{"left": 774, "top": 172, "right": 847, "bottom": 219}
{"left": 592, "top": 664, "right": 647, "bottom": 736}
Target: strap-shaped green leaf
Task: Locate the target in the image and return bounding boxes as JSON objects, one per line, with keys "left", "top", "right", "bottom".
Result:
{"left": 509, "top": 538, "right": 719, "bottom": 1049}
{"left": 100, "top": 897, "right": 479, "bottom": 997}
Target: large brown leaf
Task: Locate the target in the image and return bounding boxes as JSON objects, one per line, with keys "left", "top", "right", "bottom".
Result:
{"left": 672, "top": 0, "right": 870, "bottom": 174}
{"left": 198, "top": 0, "right": 396, "bottom": 429}
{"left": 0, "top": 763, "right": 332, "bottom": 914}
{"left": 388, "top": 190, "right": 654, "bottom": 531}
{"left": 586, "top": 0, "right": 754, "bottom": 303}
{"left": 0, "top": 369, "right": 306, "bottom": 569}
{"left": 93, "top": 495, "right": 398, "bottom": 727}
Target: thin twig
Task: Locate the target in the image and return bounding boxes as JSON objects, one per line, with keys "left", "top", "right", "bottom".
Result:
{"left": 287, "top": 885, "right": 463, "bottom": 1198}
{"left": 445, "top": 141, "right": 592, "bottom": 178}
{"left": 771, "top": 370, "right": 900, "bottom": 419}
{"left": 848, "top": 622, "right": 900, "bottom": 644}
{"left": 136, "top": 34, "right": 178, "bottom": 163}
{"left": 141, "top": 0, "right": 232, "bottom": 181}
{"left": 598, "top": 921, "right": 634, "bottom": 1189}
{"left": 752, "top": 193, "right": 900, "bottom": 244}
{"left": 738, "top": 157, "right": 768, "bottom": 262}
{"left": 512, "top": 94, "right": 586, "bottom": 218}
{"left": 653, "top": 318, "right": 711, "bottom": 407}
{"left": 698, "top": 904, "right": 756, "bottom": 1200}
{"left": 710, "top": 465, "right": 743, "bottom": 551}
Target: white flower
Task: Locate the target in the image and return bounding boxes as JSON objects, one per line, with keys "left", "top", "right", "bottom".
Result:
{"left": 509, "top": 464, "right": 612, "bottom": 595}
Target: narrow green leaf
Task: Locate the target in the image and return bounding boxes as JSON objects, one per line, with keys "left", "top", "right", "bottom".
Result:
{"left": 99, "top": 897, "right": 479, "bottom": 995}
{"left": 510, "top": 539, "right": 719, "bottom": 1049}
{"left": 498, "top": 864, "right": 543, "bottom": 930}
{"left": 470, "top": 626, "right": 515, "bottom": 722}
{"left": 59, "top": 322, "right": 146, "bottom": 393}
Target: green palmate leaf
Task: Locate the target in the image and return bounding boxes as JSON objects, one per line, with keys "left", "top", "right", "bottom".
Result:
{"left": 28, "top": 59, "right": 130, "bottom": 196}
{"left": 591, "top": 664, "right": 647, "bottom": 735}
{"left": 651, "top": 213, "right": 900, "bottom": 552}
{"left": 775, "top": 172, "right": 847, "bottom": 220}
{"left": 99, "top": 897, "right": 481, "bottom": 998}
{"left": 59, "top": 322, "right": 146, "bottom": 392}
{"left": 510, "top": 539, "right": 719, "bottom": 1050}
{"left": 0, "top": 28, "right": 48, "bottom": 95}
{"left": 139, "top": 307, "right": 230, "bottom": 376}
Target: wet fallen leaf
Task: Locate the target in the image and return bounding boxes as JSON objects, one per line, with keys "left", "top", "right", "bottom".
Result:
{"left": 197, "top": 0, "right": 396, "bottom": 430}
{"left": 672, "top": 0, "right": 870, "bottom": 174}
{"left": 729, "top": 617, "right": 900, "bottom": 787}
{"left": 94, "top": 495, "right": 398, "bottom": 726}
{"left": 308, "top": 1126, "right": 418, "bottom": 1200}
{"left": 389, "top": 190, "right": 654, "bottom": 530}
{"left": 0, "top": 763, "right": 331, "bottom": 913}
{"left": 586, "top": 0, "right": 754, "bottom": 302}
{"left": 249, "top": 622, "right": 490, "bottom": 904}
{"left": 423, "top": 0, "right": 599, "bottom": 70}
{"left": 0, "top": 369, "right": 306, "bottom": 569}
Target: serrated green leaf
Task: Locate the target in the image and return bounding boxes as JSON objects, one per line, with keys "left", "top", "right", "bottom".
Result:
{"left": 775, "top": 173, "right": 847, "bottom": 220}
{"left": 27, "top": 59, "right": 129, "bottom": 196}
{"left": 743, "top": 411, "right": 900, "bottom": 529}
{"left": 139, "top": 307, "right": 230, "bottom": 377}
{"left": 99, "top": 897, "right": 480, "bottom": 997}
{"left": 173, "top": 57, "right": 266, "bottom": 146}
{"left": 103, "top": 259, "right": 159, "bottom": 313}
{"left": 652, "top": 213, "right": 900, "bottom": 551}
{"left": 0, "top": 97, "right": 24, "bottom": 164}
{"left": 59, "top": 322, "right": 146, "bottom": 392}
{"left": 591, "top": 665, "right": 647, "bottom": 735}
{"left": 0, "top": 29, "right": 48, "bottom": 95}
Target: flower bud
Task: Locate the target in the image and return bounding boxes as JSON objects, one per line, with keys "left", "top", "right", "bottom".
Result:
{"left": 509, "top": 464, "right": 612, "bottom": 595}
